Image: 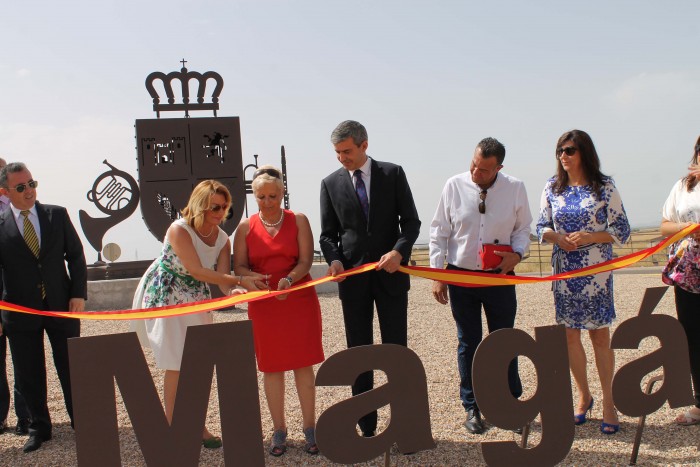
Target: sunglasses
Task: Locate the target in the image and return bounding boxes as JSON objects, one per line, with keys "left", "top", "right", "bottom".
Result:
{"left": 208, "top": 203, "right": 229, "bottom": 213}
{"left": 253, "top": 168, "right": 281, "bottom": 180}
{"left": 556, "top": 146, "right": 578, "bottom": 158}
{"left": 479, "top": 189, "right": 487, "bottom": 214}
{"left": 695, "top": 144, "right": 700, "bottom": 155}
{"left": 8, "top": 180, "right": 38, "bottom": 193}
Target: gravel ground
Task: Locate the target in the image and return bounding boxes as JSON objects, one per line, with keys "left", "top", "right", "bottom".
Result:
{"left": 1, "top": 274, "right": 699, "bottom": 466}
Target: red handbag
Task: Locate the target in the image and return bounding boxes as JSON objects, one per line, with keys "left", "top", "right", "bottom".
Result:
{"left": 480, "top": 243, "right": 513, "bottom": 270}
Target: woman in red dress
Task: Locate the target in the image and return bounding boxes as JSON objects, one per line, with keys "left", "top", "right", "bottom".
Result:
{"left": 233, "top": 165, "right": 324, "bottom": 457}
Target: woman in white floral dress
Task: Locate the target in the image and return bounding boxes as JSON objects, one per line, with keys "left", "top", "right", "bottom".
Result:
{"left": 536, "top": 130, "right": 630, "bottom": 435}
{"left": 132, "top": 180, "right": 267, "bottom": 448}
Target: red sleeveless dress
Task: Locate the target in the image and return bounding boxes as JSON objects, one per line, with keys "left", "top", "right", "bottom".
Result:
{"left": 246, "top": 210, "right": 325, "bottom": 372}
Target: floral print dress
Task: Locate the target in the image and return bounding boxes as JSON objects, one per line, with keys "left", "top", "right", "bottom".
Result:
{"left": 536, "top": 177, "right": 631, "bottom": 329}
{"left": 131, "top": 218, "right": 228, "bottom": 370}
{"left": 661, "top": 178, "right": 700, "bottom": 293}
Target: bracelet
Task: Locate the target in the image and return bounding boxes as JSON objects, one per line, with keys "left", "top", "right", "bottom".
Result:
{"left": 281, "top": 276, "right": 293, "bottom": 285}
{"left": 238, "top": 275, "right": 243, "bottom": 285}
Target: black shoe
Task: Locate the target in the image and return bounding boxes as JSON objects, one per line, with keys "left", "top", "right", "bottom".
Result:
{"left": 512, "top": 426, "right": 523, "bottom": 435}
{"left": 362, "top": 430, "right": 376, "bottom": 438}
{"left": 0, "top": 419, "right": 6, "bottom": 434}
{"left": 464, "top": 408, "right": 485, "bottom": 434}
{"left": 15, "top": 418, "right": 29, "bottom": 436}
{"left": 23, "top": 433, "right": 51, "bottom": 453}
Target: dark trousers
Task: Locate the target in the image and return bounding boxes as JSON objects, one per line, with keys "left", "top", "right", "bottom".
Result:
{"left": 447, "top": 264, "right": 522, "bottom": 412}
{"left": 340, "top": 273, "right": 408, "bottom": 434}
{"left": 0, "top": 333, "right": 30, "bottom": 423}
{"left": 674, "top": 285, "right": 700, "bottom": 408}
{"left": 7, "top": 316, "right": 80, "bottom": 438}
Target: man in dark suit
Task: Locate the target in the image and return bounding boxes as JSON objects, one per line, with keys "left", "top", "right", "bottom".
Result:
{"left": 0, "top": 157, "right": 31, "bottom": 436}
{"left": 0, "top": 162, "right": 87, "bottom": 453}
{"left": 320, "top": 120, "right": 421, "bottom": 437}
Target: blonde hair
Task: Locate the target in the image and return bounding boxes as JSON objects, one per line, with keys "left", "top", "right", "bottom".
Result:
{"left": 181, "top": 180, "right": 232, "bottom": 230}
{"left": 251, "top": 164, "right": 284, "bottom": 194}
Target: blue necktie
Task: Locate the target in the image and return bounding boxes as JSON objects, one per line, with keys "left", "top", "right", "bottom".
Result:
{"left": 354, "top": 170, "right": 369, "bottom": 220}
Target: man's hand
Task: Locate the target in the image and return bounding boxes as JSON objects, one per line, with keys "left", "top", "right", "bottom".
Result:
{"left": 432, "top": 281, "right": 449, "bottom": 305}
{"left": 493, "top": 251, "right": 521, "bottom": 274}
{"left": 327, "top": 260, "right": 346, "bottom": 282}
{"left": 68, "top": 298, "right": 85, "bottom": 312}
{"left": 376, "top": 250, "right": 403, "bottom": 273}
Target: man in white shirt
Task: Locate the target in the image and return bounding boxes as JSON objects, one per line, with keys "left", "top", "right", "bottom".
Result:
{"left": 429, "top": 137, "right": 532, "bottom": 435}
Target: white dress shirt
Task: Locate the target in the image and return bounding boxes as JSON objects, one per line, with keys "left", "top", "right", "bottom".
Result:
{"left": 349, "top": 156, "right": 372, "bottom": 203}
{"left": 429, "top": 171, "right": 532, "bottom": 270}
{"left": 9, "top": 203, "right": 41, "bottom": 248}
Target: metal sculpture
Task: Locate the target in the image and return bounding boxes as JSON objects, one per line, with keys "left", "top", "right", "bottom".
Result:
{"left": 241, "top": 146, "right": 291, "bottom": 217}
{"left": 136, "top": 61, "right": 244, "bottom": 242}
{"left": 79, "top": 160, "right": 140, "bottom": 262}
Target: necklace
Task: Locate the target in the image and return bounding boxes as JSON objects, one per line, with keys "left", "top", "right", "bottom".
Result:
{"left": 198, "top": 225, "right": 216, "bottom": 238}
{"left": 259, "top": 210, "right": 284, "bottom": 228}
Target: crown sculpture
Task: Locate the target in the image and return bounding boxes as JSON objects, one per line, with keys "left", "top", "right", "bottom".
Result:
{"left": 135, "top": 60, "right": 246, "bottom": 242}
{"left": 145, "top": 59, "right": 224, "bottom": 118}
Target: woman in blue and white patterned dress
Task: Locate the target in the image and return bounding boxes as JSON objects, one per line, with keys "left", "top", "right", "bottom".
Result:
{"left": 537, "top": 130, "right": 630, "bottom": 435}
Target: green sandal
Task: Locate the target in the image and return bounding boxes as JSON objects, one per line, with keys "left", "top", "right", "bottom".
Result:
{"left": 202, "top": 436, "right": 222, "bottom": 449}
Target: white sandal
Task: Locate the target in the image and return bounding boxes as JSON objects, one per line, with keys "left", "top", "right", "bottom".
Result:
{"left": 674, "top": 410, "right": 700, "bottom": 426}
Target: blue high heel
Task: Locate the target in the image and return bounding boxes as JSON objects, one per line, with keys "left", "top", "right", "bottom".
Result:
{"left": 574, "top": 398, "right": 594, "bottom": 425}
{"left": 600, "top": 422, "right": 619, "bottom": 435}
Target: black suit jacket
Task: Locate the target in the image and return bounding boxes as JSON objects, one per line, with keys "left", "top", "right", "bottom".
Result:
{"left": 320, "top": 159, "right": 421, "bottom": 300}
{"left": 0, "top": 202, "right": 87, "bottom": 332}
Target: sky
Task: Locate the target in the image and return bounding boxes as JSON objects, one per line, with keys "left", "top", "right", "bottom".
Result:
{"left": 1, "top": 0, "right": 699, "bottom": 263}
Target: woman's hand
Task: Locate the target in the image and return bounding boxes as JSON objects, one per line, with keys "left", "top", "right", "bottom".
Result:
{"left": 566, "top": 231, "right": 593, "bottom": 247}
{"left": 238, "top": 273, "right": 270, "bottom": 292}
{"left": 275, "top": 277, "right": 292, "bottom": 301}
{"left": 556, "top": 233, "right": 578, "bottom": 251}
{"left": 689, "top": 164, "right": 700, "bottom": 179}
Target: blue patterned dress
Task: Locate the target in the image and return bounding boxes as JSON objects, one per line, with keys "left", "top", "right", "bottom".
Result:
{"left": 536, "top": 177, "right": 631, "bottom": 329}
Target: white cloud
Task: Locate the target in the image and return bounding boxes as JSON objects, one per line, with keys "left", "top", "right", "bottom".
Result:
{"left": 16, "top": 68, "right": 30, "bottom": 78}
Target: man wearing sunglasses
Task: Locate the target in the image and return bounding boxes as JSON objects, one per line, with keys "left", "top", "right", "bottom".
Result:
{"left": 320, "top": 120, "right": 421, "bottom": 438}
{"left": 0, "top": 158, "right": 31, "bottom": 438}
{"left": 0, "top": 162, "right": 87, "bottom": 453}
{"left": 429, "top": 137, "right": 532, "bottom": 435}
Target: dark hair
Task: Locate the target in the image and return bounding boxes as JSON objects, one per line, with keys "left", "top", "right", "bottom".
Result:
{"left": 553, "top": 130, "right": 606, "bottom": 198}
{"left": 331, "top": 120, "right": 368, "bottom": 146}
{"left": 683, "top": 135, "right": 700, "bottom": 192}
{"left": 0, "top": 162, "right": 27, "bottom": 188}
{"left": 476, "top": 137, "right": 506, "bottom": 165}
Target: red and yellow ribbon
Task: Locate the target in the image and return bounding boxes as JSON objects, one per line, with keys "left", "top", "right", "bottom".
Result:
{"left": 0, "top": 225, "right": 695, "bottom": 321}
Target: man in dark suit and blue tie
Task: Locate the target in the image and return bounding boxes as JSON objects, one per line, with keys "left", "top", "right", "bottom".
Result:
{"left": 320, "top": 120, "right": 421, "bottom": 437}
{"left": 0, "top": 162, "right": 87, "bottom": 453}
